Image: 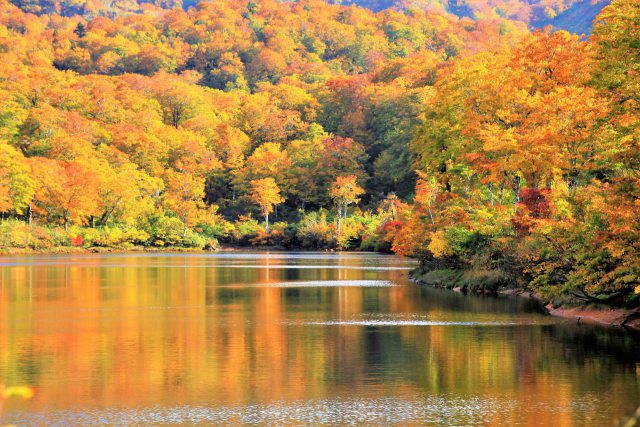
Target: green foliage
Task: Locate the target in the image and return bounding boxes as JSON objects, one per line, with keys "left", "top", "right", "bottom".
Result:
{"left": 145, "top": 216, "right": 185, "bottom": 247}
{"left": 180, "top": 229, "right": 208, "bottom": 249}
{"left": 295, "top": 210, "right": 335, "bottom": 249}
{"left": 413, "top": 268, "right": 514, "bottom": 294}
{"left": 229, "top": 216, "right": 262, "bottom": 246}
{"left": 194, "top": 220, "right": 234, "bottom": 241}
{"left": 80, "top": 226, "right": 150, "bottom": 248}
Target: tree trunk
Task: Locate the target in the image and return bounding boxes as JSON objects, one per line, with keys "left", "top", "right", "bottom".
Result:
{"left": 513, "top": 175, "right": 521, "bottom": 214}
{"left": 265, "top": 213, "right": 270, "bottom": 235}
{"left": 98, "top": 210, "right": 110, "bottom": 227}
{"left": 336, "top": 204, "right": 342, "bottom": 235}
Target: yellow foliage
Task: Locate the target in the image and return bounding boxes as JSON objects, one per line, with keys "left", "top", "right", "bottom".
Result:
{"left": 250, "top": 177, "right": 283, "bottom": 217}
{"left": 427, "top": 230, "right": 450, "bottom": 258}
{"left": 1, "top": 385, "right": 34, "bottom": 399}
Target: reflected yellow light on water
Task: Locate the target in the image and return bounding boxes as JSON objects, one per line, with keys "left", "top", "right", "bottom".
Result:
{"left": 0, "top": 253, "right": 638, "bottom": 426}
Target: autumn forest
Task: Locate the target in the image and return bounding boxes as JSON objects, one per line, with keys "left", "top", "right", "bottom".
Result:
{"left": 0, "top": 0, "right": 638, "bottom": 305}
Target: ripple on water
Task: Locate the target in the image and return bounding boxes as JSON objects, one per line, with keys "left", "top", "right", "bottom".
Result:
{"left": 222, "top": 264, "right": 414, "bottom": 271}
{"left": 288, "top": 320, "right": 522, "bottom": 326}
{"left": 0, "top": 252, "right": 418, "bottom": 267}
{"left": 0, "top": 396, "right": 603, "bottom": 426}
{"left": 282, "top": 312, "right": 559, "bottom": 327}
{"left": 0, "top": 262, "right": 414, "bottom": 270}
{"left": 224, "top": 280, "right": 397, "bottom": 288}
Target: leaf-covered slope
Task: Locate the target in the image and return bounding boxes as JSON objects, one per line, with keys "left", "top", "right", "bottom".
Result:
{"left": 8, "top": 0, "right": 609, "bottom": 34}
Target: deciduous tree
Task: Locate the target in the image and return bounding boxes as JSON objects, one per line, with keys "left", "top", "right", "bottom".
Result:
{"left": 250, "top": 177, "right": 283, "bottom": 234}
{"left": 329, "top": 174, "right": 363, "bottom": 235}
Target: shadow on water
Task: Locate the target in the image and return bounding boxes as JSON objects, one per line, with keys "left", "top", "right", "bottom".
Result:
{"left": 542, "top": 323, "right": 640, "bottom": 364}
{"left": 417, "top": 283, "right": 640, "bottom": 364}
{"left": 415, "top": 284, "right": 548, "bottom": 315}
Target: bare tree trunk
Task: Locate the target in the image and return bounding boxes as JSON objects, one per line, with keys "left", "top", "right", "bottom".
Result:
{"left": 336, "top": 204, "right": 342, "bottom": 235}
{"left": 265, "top": 213, "right": 270, "bottom": 235}
{"left": 513, "top": 175, "right": 521, "bottom": 215}
{"left": 428, "top": 205, "right": 435, "bottom": 226}
{"left": 488, "top": 185, "right": 494, "bottom": 207}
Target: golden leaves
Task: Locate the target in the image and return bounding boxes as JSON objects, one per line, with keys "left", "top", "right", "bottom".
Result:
{"left": 329, "top": 175, "right": 364, "bottom": 206}
{"left": 1, "top": 386, "right": 34, "bottom": 400}
{"left": 250, "top": 177, "right": 283, "bottom": 217}
{"left": 427, "top": 229, "right": 450, "bottom": 258}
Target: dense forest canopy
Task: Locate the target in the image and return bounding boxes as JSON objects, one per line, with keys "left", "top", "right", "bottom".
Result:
{"left": 0, "top": 0, "right": 637, "bottom": 303}
{"left": 8, "top": 0, "right": 609, "bottom": 34}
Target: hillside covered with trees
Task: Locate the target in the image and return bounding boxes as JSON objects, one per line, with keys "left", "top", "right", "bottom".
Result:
{"left": 0, "top": 0, "right": 637, "bottom": 305}
{"left": 9, "top": 0, "right": 610, "bottom": 34}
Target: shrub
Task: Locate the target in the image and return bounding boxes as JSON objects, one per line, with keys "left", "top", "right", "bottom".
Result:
{"left": 414, "top": 268, "right": 513, "bottom": 293}
{"left": 195, "top": 219, "right": 234, "bottom": 240}
{"left": 0, "top": 220, "right": 64, "bottom": 249}
{"left": 85, "top": 226, "right": 150, "bottom": 248}
{"left": 178, "top": 229, "right": 205, "bottom": 248}
{"left": 147, "top": 216, "right": 185, "bottom": 246}
{"left": 230, "top": 215, "right": 262, "bottom": 246}
{"left": 296, "top": 210, "right": 334, "bottom": 248}
{"left": 8, "top": 224, "right": 32, "bottom": 248}
{"left": 250, "top": 222, "right": 295, "bottom": 247}
{"left": 48, "top": 226, "right": 71, "bottom": 247}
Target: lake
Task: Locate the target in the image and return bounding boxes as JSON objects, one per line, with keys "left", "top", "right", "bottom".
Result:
{"left": 0, "top": 252, "right": 638, "bottom": 426}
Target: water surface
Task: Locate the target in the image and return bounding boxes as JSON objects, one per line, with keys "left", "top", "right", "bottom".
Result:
{"left": 0, "top": 252, "right": 638, "bottom": 426}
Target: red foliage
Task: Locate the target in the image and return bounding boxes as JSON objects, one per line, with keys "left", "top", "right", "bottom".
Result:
{"left": 70, "top": 234, "right": 83, "bottom": 246}
{"left": 519, "top": 188, "right": 550, "bottom": 219}
{"left": 512, "top": 188, "right": 550, "bottom": 236}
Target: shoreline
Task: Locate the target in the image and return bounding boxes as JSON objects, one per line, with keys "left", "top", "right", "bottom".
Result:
{"left": 0, "top": 244, "right": 376, "bottom": 256}
{"left": 497, "top": 288, "right": 640, "bottom": 330}
{"left": 0, "top": 246, "right": 218, "bottom": 256}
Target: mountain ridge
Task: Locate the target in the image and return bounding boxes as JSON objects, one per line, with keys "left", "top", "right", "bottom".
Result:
{"left": 9, "top": 0, "right": 609, "bottom": 34}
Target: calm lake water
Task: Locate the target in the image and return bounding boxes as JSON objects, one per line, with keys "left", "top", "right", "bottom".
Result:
{"left": 0, "top": 252, "right": 638, "bottom": 426}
